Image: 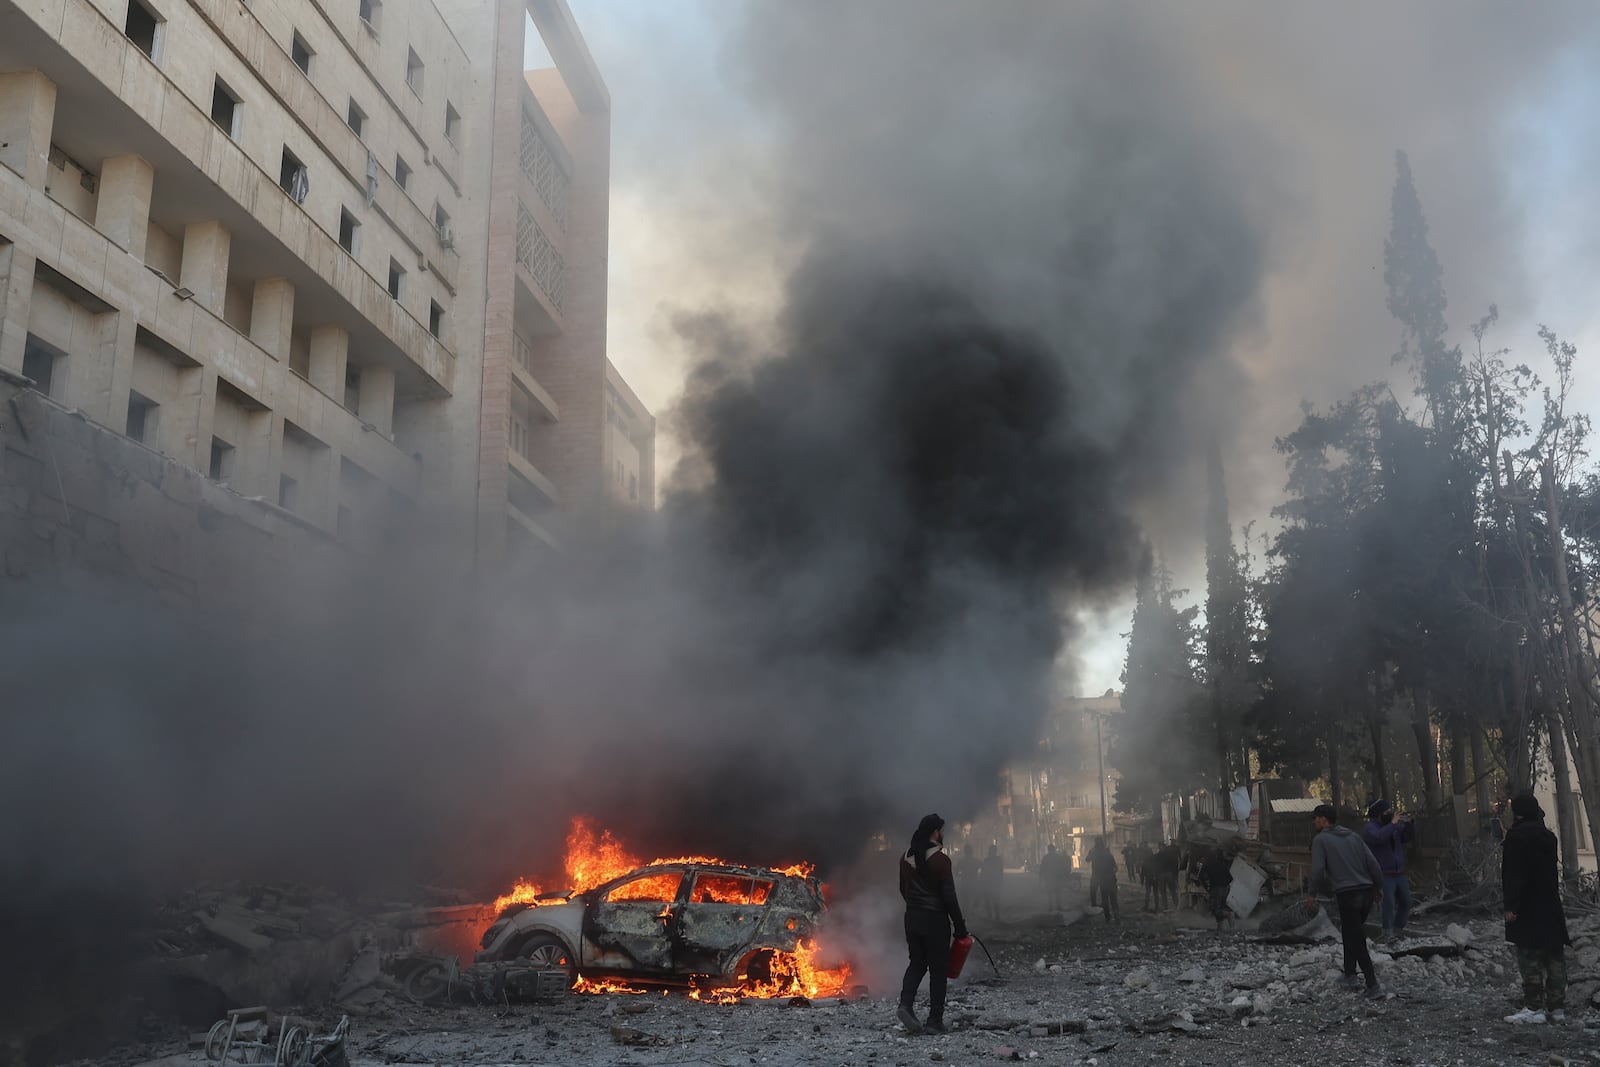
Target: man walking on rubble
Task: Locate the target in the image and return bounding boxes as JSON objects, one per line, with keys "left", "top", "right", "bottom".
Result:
{"left": 1199, "top": 846, "right": 1234, "bottom": 930}
{"left": 899, "top": 813, "right": 968, "bottom": 1035}
{"left": 1502, "top": 794, "right": 1571, "bottom": 1025}
{"left": 1088, "top": 836, "right": 1119, "bottom": 922}
{"left": 1039, "top": 844, "right": 1070, "bottom": 911}
{"left": 1363, "top": 799, "right": 1416, "bottom": 941}
{"left": 1308, "top": 804, "right": 1386, "bottom": 999}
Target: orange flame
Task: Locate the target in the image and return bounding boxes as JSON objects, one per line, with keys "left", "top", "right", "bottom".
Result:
{"left": 490, "top": 817, "right": 853, "bottom": 1001}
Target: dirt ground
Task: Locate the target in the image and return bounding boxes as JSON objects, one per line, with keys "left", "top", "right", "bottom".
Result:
{"left": 119, "top": 877, "right": 1599, "bottom": 1067}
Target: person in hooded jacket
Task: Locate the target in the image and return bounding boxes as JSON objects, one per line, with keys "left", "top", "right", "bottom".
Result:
{"left": 1308, "top": 804, "right": 1386, "bottom": 998}
{"left": 1502, "top": 793, "right": 1571, "bottom": 1025}
{"left": 1363, "top": 799, "right": 1416, "bottom": 940}
{"left": 898, "top": 813, "right": 968, "bottom": 1035}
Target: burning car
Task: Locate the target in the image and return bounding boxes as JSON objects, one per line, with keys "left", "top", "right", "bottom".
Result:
{"left": 476, "top": 860, "right": 827, "bottom": 989}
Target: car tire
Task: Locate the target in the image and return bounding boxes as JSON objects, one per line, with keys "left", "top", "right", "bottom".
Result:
{"left": 519, "top": 933, "right": 578, "bottom": 986}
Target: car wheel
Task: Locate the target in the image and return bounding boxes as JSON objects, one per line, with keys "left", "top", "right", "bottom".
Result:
{"left": 519, "top": 933, "right": 577, "bottom": 986}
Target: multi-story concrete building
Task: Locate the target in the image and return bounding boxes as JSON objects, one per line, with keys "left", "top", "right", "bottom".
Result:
{"left": 0, "top": 0, "right": 650, "bottom": 581}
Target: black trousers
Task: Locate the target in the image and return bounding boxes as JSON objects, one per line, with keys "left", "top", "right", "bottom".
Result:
{"left": 900, "top": 910, "right": 952, "bottom": 1016}
{"left": 1336, "top": 889, "right": 1376, "bottom": 984}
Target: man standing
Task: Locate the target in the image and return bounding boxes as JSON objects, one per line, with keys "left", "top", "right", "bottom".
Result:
{"left": 1088, "top": 836, "right": 1119, "bottom": 922}
{"left": 1308, "top": 804, "right": 1386, "bottom": 999}
{"left": 1199, "top": 846, "right": 1235, "bottom": 930}
{"left": 977, "top": 844, "right": 1004, "bottom": 921}
{"left": 899, "top": 813, "right": 968, "bottom": 1035}
{"left": 1502, "top": 794, "right": 1571, "bottom": 1025}
{"left": 1039, "top": 844, "right": 1069, "bottom": 911}
{"left": 1363, "top": 799, "right": 1416, "bottom": 940}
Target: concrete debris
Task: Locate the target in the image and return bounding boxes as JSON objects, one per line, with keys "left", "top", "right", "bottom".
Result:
{"left": 1445, "top": 922, "right": 1473, "bottom": 948}
{"left": 1122, "top": 968, "right": 1152, "bottom": 989}
{"left": 1175, "top": 967, "right": 1207, "bottom": 982}
{"left": 609, "top": 1025, "right": 668, "bottom": 1046}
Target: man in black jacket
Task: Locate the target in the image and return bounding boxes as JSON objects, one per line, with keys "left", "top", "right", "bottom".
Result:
{"left": 899, "top": 813, "right": 968, "bottom": 1035}
{"left": 1502, "top": 794, "right": 1571, "bottom": 1024}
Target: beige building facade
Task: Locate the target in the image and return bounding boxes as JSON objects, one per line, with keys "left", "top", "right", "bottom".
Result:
{"left": 0, "top": 0, "right": 649, "bottom": 579}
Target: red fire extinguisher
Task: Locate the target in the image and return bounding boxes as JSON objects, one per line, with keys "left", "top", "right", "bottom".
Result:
{"left": 947, "top": 934, "right": 975, "bottom": 979}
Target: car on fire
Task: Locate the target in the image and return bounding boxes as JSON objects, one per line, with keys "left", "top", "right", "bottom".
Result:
{"left": 476, "top": 861, "right": 827, "bottom": 986}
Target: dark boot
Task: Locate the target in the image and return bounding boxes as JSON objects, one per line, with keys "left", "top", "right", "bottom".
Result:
{"left": 896, "top": 1003, "right": 922, "bottom": 1034}
{"left": 924, "top": 1012, "right": 947, "bottom": 1034}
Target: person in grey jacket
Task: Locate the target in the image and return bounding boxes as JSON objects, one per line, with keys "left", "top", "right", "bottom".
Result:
{"left": 1307, "top": 804, "right": 1386, "bottom": 998}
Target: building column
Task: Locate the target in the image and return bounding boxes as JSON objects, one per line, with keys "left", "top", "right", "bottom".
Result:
{"left": 248, "top": 278, "right": 294, "bottom": 360}
{"left": 0, "top": 242, "right": 36, "bottom": 376}
{"left": 94, "top": 155, "right": 155, "bottom": 259}
{"left": 307, "top": 324, "right": 347, "bottom": 399}
{"left": 356, "top": 363, "right": 394, "bottom": 436}
{"left": 0, "top": 70, "right": 57, "bottom": 188}
{"left": 178, "top": 220, "right": 230, "bottom": 316}
{"left": 189, "top": 366, "right": 219, "bottom": 473}
{"left": 104, "top": 311, "right": 139, "bottom": 435}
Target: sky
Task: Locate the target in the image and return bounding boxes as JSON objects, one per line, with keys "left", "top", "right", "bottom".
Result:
{"left": 551, "top": 1, "right": 1600, "bottom": 696}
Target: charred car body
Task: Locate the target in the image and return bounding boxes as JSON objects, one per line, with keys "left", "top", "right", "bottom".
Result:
{"left": 477, "top": 862, "right": 826, "bottom": 985}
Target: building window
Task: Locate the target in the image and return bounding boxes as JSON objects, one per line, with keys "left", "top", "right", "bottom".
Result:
{"left": 509, "top": 412, "right": 528, "bottom": 459}
{"left": 358, "top": 0, "right": 381, "bottom": 35}
{"left": 394, "top": 156, "right": 411, "bottom": 193}
{"left": 433, "top": 203, "right": 451, "bottom": 246}
{"left": 279, "top": 148, "right": 308, "bottom": 204}
{"left": 629, "top": 472, "right": 638, "bottom": 502}
{"left": 278, "top": 474, "right": 298, "bottom": 511}
{"left": 428, "top": 300, "right": 444, "bottom": 338}
{"left": 347, "top": 99, "right": 366, "bottom": 137}
{"left": 125, "top": 393, "right": 158, "bottom": 444}
{"left": 338, "top": 208, "right": 358, "bottom": 253}
{"left": 405, "top": 48, "right": 424, "bottom": 95}
{"left": 444, "top": 102, "right": 460, "bottom": 145}
{"left": 124, "top": 0, "right": 162, "bottom": 59}
{"left": 21, "top": 335, "right": 58, "bottom": 397}
{"left": 387, "top": 258, "right": 404, "bottom": 300}
{"left": 209, "top": 437, "right": 234, "bottom": 482}
{"left": 344, "top": 364, "right": 360, "bottom": 411}
{"left": 211, "top": 79, "right": 241, "bottom": 138}
{"left": 291, "top": 32, "right": 314, "bottom": 75}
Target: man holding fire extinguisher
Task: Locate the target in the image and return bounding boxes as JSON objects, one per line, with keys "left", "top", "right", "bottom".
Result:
{"left": 898, "top": 813, "right": 970, "bottom": 1035}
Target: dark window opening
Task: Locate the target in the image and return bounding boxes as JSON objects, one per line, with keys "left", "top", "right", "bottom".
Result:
{"left": 125, "top": 0, "right": 160, "bottom": 58}
{"left": 387, "top": 258, "right": 404, "bottom": 300}
{"left": 208, "top": 437, "right": 234, "bottom": 482}
{"left": 22, "top": 335, "right": 58, "bottom": 397}
{"left": 279, "top": 148, "right": 308, "bottom": 203}
{"left": 358, "top": 0, "right": 381, "bottom": 33}
{"left": 126, "top": 393, "right": 158, "bottom": 444}
{"left": 278, "top": 475, "right": 298, "bottom": 511}
{"left": 291, "top": 32, "right": 314, "bottom": 75}
{"left": 347, "top": 99, "right": 366, "bottom": 137}
{"left": 344, "top": 364, "right": 360, "bottom": 411}
{"left": 338, "top": 208, "right": 358, "bottom": 253}
{"left": 444, "top": 102, "right": 460, "bottom": 144}
{"left": 393, "top": 156, "right": 411, "bottom": 192}
{"left": 405, "top": 48, "right": 424, "bottom": 94}
{"left": 211, "top": 79, "right": 240, "bottom": 137}
{"left": 429, "top": 301, "right": 444, "bottom": 338}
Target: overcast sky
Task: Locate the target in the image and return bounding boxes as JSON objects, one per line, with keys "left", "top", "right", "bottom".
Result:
{"left": 554, "top": 1, "right": 1600, "bottom": 695}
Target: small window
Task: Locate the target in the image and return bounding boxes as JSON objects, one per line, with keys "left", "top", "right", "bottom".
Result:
{"left": 209, "top": 437, "right": 235, "bottom": 482}
{"left": 338, "top": 208, "right": 358, "bottom": 253}
{"left": 405, "top": 48, "right": 424, "bottom": 94}
{"left": 344, "top": 364, "right": 360, "bottom": 411}
{"left": 346, "top": 99, "right": 366, "bottom": 137}
{"left": 279, "top": 148, "right": 307, "bottom": 203}
{"left": 125, "top": 393, "right": 158, "bottom": 444}
{"left": 444, "top": 102, "right": 460, "bottom": 144}
{"left": 433, "top": 203, "right": 450, "bottom": 232}
{"left": 357, "top": 0, "right": 381, "bottom": 34}
{"left": 290, "top": 32, "right": 314, "bottom": 75}
{"left": 124, "top": 0, "right": 161, "bottom": 59}
{"left": 393, "top": 156, "right": 411, "bottom": 192}
{"left": 278, "top": 474, "right": 298, "bottom": 511}
{"left": 428, "top": 300, "right": 444, "bottom": 338}
{"left": 607, "top": 871, "right": 684, "bottom": 903}
{"left": 21, "top": 335, "right": 58, "bottom": 397}
{"left": 210, "top": 79, "right": 240, "bottom": 138}
{"left": 387, "top": 258, "right": 404, "bottom": 300}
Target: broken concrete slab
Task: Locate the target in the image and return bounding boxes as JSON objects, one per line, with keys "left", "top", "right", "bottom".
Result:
{"left": 195, "top": 913, "right": 272, "bottom": 955}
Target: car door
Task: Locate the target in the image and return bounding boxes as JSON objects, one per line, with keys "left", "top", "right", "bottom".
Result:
{"left": 583, "top": 868, "right": 687, "bottom": 974}
{"left": 675, "top": 870, "right": 776, "bottom": 976}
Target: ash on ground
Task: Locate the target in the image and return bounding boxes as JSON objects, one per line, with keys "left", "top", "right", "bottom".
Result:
{"left": 103, "top": 879, "right": 1600, "bottom": 1067}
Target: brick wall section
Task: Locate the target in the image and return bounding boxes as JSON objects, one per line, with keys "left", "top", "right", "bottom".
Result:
{"left": 0, "top": 378, "right": 340, "bottom": 599}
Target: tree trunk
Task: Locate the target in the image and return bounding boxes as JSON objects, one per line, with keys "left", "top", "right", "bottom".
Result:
{"left": 1329, "top": 724, "right": 1343, "bottom": 814}
{"left": 1470, "top": 725, "right": 1493, "bottom": 820}
{"left": 1368, "top": 703, "right": 1390, "bottom": 806}
{"left": 1447, "top": 716, "right": 1469, "bottom": 798}
{"left": 1507, "top": 658, "right": 1532, "bottom": 795}
{"left": 1549, "top": 710, "right": 1582, "bottom": 880}
{"left": 1410, "top": 687, "right": 1444, "bottom": 814}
